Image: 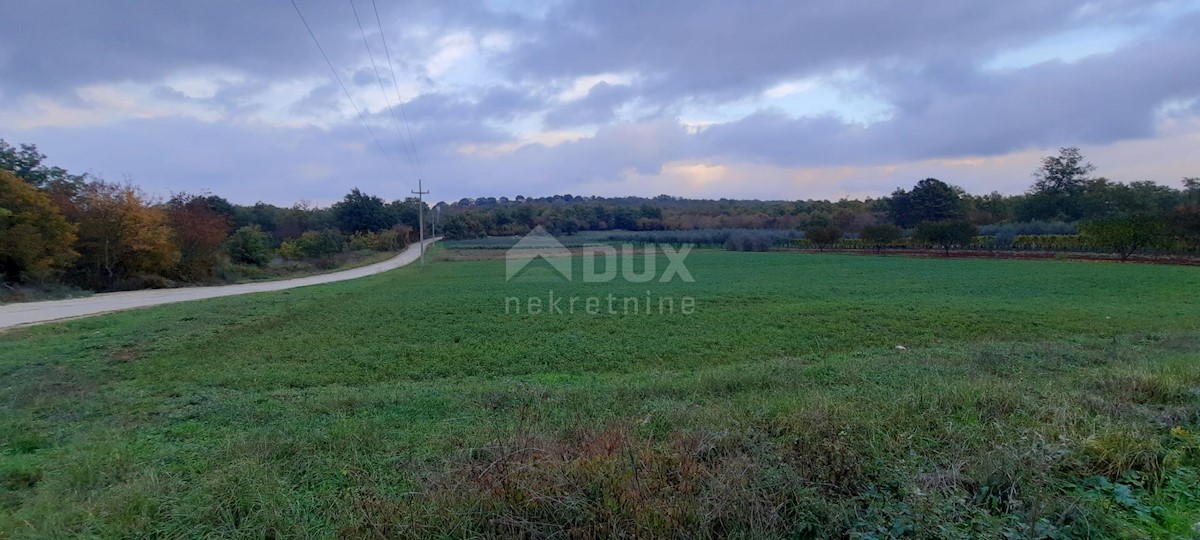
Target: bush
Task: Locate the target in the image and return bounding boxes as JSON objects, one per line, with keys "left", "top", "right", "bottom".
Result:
{"left": 346, "top": 226, "right": 412, "bottom": 252}
{"left": 860, "top": 223, "right": 902, "bottom": 252}
{"left": 278, "top": 229, "right": 343, "bottom": 260}
{"left": 346, "top": 233, "right": 375, "bottom": 252}
{"left": 804, "top": 225, "right": 843, "bottom": 250}
{"left": 723, "top": 232, "right": 773, "bottom": 252}
{"left": 107, "top": 273, "right": 174, "bottom": 292}
{"left": 1080, "top": 214, "right": 1167, "bottom": 261}
{"left": 914, "top": 220, "right": 978, "bottom": 254}
{"left": 225, "top": 225, "right": 274, "bottom": 266}
{"left": 0, "top": 281, "right": 91, "bottom": 303}
{"left": 979, "top": 221, "right": 1077, "bottom": 247}
{"left": 1011, "top": 234, "right": 1088, "bottom": 251}
{"left": 1168, "top": 205, "right": 1200, "bottom": 251}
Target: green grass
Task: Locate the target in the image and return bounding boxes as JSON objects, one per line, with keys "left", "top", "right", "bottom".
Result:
{"left": 2, "top": 251, "right": 1199, "bottom": 538}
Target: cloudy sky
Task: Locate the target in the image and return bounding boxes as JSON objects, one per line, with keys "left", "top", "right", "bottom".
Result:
{"left": 2, "top": 0, "right": 1198, "bottom": 205}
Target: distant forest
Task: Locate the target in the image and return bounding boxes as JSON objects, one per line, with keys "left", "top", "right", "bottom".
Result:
{"left": 434, "top": 147, "right": 1197, "bottom": 243}
{"left": 3, "top": 139, "right": 1198, "bottom": 295}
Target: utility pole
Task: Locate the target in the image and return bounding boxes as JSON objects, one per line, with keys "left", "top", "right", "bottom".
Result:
{"left": 433, "top": 205, "right": 440, "bottom": 237}
{"left": 412, "top": 178, "right": 429, "bottom": 265}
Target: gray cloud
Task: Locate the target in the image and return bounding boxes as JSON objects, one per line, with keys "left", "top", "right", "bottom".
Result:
{"left": 403, "top": 86, "right": 547, "bottom": 124}
{"left": 0, "top": 0, "right": 519, "bottom": 98}
{"left": 507, "top": 0, "right": 1133, "bottom": 103}
{"left": 542, "top": 82, "right": 636, "bottom": 128}
{"left": 697, "top": 14, "right": 1200, "bottom": 167}
{"left": 2, "top": 0, "right": 1199, "bottom": 203}
{"left": 2, "top": 1, "right": 328, "bottom": 97}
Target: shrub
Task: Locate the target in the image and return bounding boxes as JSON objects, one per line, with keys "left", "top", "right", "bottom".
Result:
{"left": 0, "top": 281, "right": 91, "bottom": 303}
{"left": 1080, "top": 214, "right": 1167, "bottom": 261}
{"left": 346, "top": 226, "right": 413, "bottom": 252}
{"left": 723, "top": 232, "right": 772, "bottom": 252}
{"left": 226, "top": 225, "right": 274, "bottom": 266}
{"left": 346, "top": 233, "right": 375, "bottom": 252}
{"left": 914, "top": 220, "right": 978, "bottom": 254}
{"left": 980, "top": 221, "right": 1077, "bottom": 247}
{"left": 278, "top": 229, "right": 343, "bottom": 260}
{"left": 860, "top": 223, "right": 902, "bottom": 252}
{"left": 804, "top": 225, "right": 843, "bottom": 251}
{"left": 1011, "top": 234, "right": 1087, "bottom": 251}
{"left": 1167, "top": 205, "right": 1200, "bottom": 251}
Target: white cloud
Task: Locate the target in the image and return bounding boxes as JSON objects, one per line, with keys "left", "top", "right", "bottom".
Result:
{"left": 426, "top": 32, "right": 476, "bottom": 78}
{"left": 456, "top": 129, "right": 588, "bottom": 157}
{"left": 762, "top": 79, "right": 818, "bottom": 99}
{"left": 162, "top": 70, "right": 246, "bottom": 99}
{"left": 558, "top": 72, "right": 635, "bottom": 101}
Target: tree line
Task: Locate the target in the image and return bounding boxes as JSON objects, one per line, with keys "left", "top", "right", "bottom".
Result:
{"left": 4, "top": 139, "right": 1199, "bottom": 296}
{"left": 433, "top": 147, "right": 1199, "bottom": 259}
{"left": 1, "top": 140, "right": 423, "bottom": 293}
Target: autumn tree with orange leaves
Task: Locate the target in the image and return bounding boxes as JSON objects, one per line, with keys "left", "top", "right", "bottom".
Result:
{"left": 0, "top": 170, "right": 78, "bottom": 282}
{"left": 166, "top": 193, "right": 232, "bottom": 281}
{"left": 70, "top": 180, "right": 178, "bottom": 289}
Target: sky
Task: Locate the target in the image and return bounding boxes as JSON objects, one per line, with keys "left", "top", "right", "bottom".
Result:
{"left": 1, "top": 0, "right": 1199, "bottom": 205}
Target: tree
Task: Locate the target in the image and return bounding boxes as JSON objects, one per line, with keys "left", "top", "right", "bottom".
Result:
{"left": 1184, "top": 177, "right": 1200, "bottom": 205}
{"left": 0, "top": 139, "right": 87, "bottom": 195}
{"left": 191, "top": 193, "right": 238, "bottom": 223}
{"left": 888, "top": 178, "right": 965, "bottom": 228}
{"left": 439, "top": 214, "right": 486, "bottom": 239}
{"left": 860, "top": 223, "right": 902, "bottom": 253}
{"left": 167, "top": 192, "right": 232, "bottom": 280}
{"left": 239, "top": 202, "right": 281, "bottom": 236}
{"left": 914, "top": 220, "right": 977, "bottom": 254}
{"left": 0, "top": 170, "right": 77, "bottom": 282}
{"left": 333, "top": 188, "right": 394, "bottom": 234}
{"left": 71, "top": 181, "right": 178, "bottom": 288}
{"left": 966, "top": 191, "right": 1013, "bottom": 224}
{"left": 387, "top": 198, "right": 422, "bottom": 230}
{"left": 274, "top": 200, "right": 334, "bottom": 240}
{"left": 1033, "top": 147, "right": 1095, "bottom": 195}
{"left": 1019, "top": 147, "right": 1097, "bottom": 221}
{"left": 1168, "top": 205, "right": 1200, "bottom": 251}
{"left": 226, "top": 225, "right": 274, "bottom": 266}
{"left": 804, "top": 225, "right": 843, "bottom": 251}
{"left": 1081, "top": 214, "right": 1166, "bottom": 261}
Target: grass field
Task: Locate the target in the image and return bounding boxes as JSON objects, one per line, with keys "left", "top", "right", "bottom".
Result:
{"left": 2, "top": 249, "right": 1200, "bottom": 538}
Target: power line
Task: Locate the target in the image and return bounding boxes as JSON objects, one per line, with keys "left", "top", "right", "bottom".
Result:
{"left": 370, "top": 0, "right": 424, "bottom": 181}
{"left": 348, "top": 0, "right": 419, "bottom": 175}
{"left": 288, "top": 0, "right": 410, "bottom": 189}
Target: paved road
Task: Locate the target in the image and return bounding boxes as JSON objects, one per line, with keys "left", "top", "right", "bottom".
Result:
{"left": 0, "top": 238, "right": 439, "bottom": 330}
